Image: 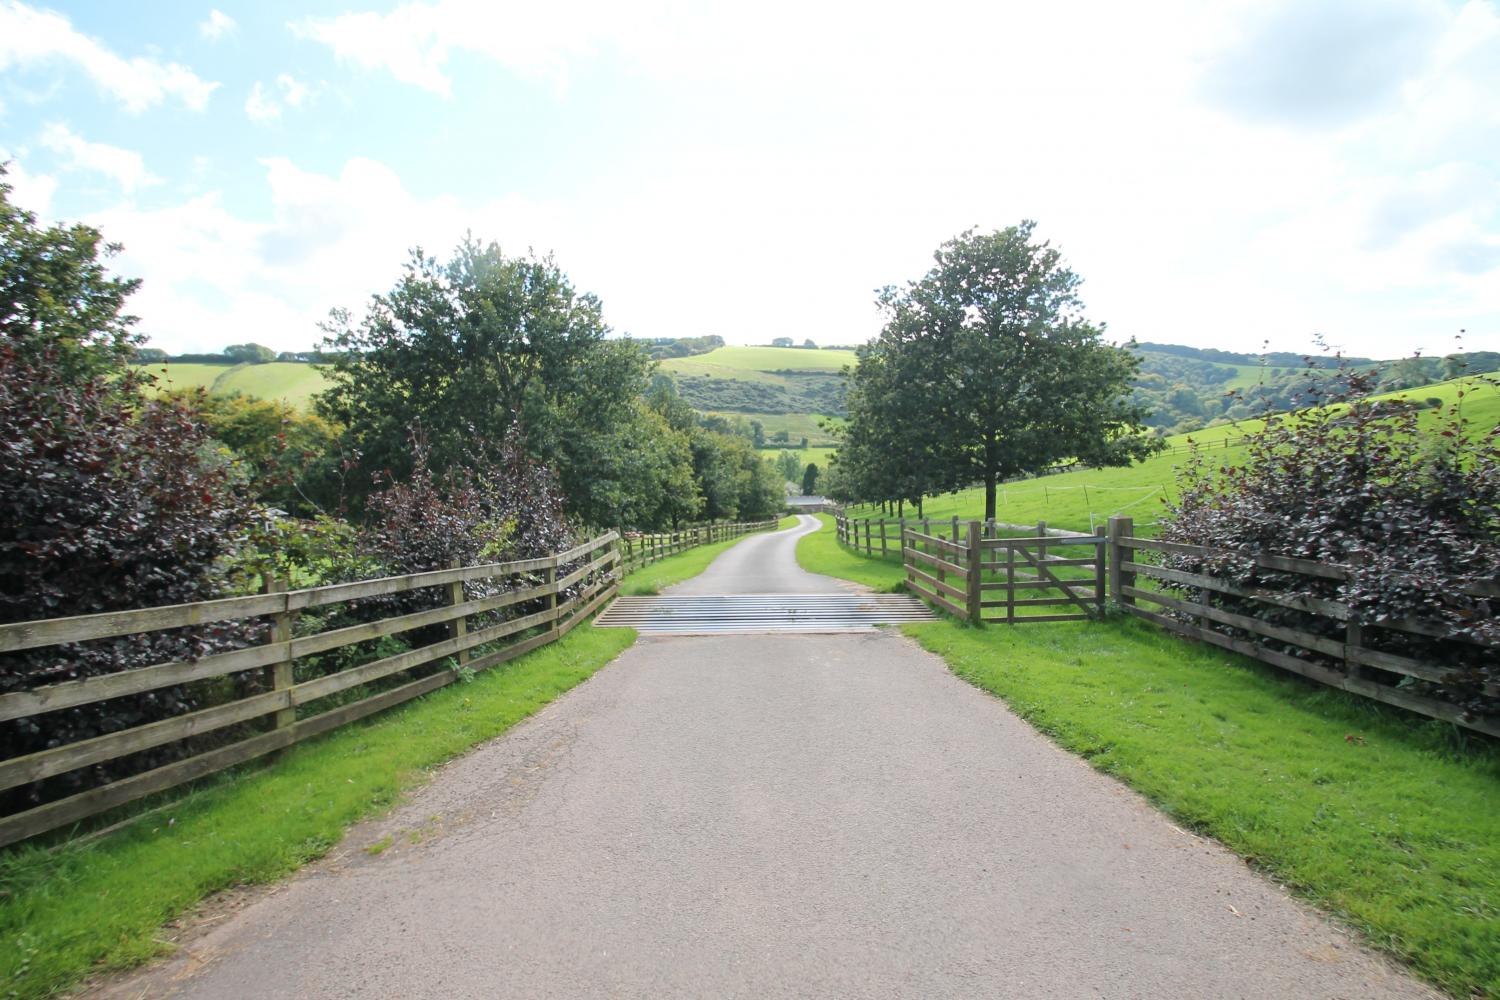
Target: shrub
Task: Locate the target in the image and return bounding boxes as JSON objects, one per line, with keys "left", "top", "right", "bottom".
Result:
{"left": 285, "top": 426, "right": 572, "bottom": 688}
{"left": 0, "top": 346, "right": 261, "bottom": 810}
{"left": 165, "top": 390, "right": 340, "bottom": 516}
{"left": 1160, "top": 364, "right": 1500, "bottom": 722}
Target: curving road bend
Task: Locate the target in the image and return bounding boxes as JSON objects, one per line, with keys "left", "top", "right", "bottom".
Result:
{"left": 97, "top": 516, "right": 1436, "bottom": 999}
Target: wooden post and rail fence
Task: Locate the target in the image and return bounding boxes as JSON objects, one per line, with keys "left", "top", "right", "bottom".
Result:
{"left": 0, "top": 518, "right": 776, "bottom": 849}
{"left": 616, "top": 519, "right": 777, "bottom": 575}
{"left": 835, "top": 510, "right": 1499, "bottom": 739}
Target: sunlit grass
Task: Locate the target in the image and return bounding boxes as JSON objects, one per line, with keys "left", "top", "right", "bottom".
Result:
{"left": 132, "top": 362, "right": 333, "bottom": 409}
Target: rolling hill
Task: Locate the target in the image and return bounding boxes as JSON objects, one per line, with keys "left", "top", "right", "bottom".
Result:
{"left": 135, "top": 362, "right": 332, "bottom": 408}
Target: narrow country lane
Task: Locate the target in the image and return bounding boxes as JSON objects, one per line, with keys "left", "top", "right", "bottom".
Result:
{"left": 98, "top": 517, "right": 1436, "bottom": 999}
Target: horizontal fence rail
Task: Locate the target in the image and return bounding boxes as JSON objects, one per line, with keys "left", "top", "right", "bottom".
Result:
{"left": 870, "top": 516, "right": 1105, "bottom": 625}
{"left": 617, "top": 519, "right": 779, "bottom": 575}
{"left": 0, "top": 518, "right": 780, "bottom": 849}
{"left": 1105, "top": 516, "right": 1499, "bottom": 739}
{"left": 0, "top": 535, "right": 619, "bottom": 848}
{"left": 836, "top": 511, "right": 1497, "bottom": 736}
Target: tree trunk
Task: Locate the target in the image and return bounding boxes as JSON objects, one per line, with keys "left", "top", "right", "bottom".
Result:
{"left": 984, "top": 469, "right": 997, "bottom": 521}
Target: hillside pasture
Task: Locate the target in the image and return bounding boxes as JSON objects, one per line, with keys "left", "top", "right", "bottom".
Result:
{"left": 134, "top": 362, "right": 333, "bottom": 408}
{"left": 660, "top": 345, "right": 854, "bottom": 375}
{"left": 704, "top": 411, "right": 842, "bottom": 446}
{"left": 846, "top": 375, "right": 1500, "bottom": 535}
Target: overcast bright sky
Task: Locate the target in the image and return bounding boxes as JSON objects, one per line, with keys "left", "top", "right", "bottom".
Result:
{"left": 2, "top": 0, "right": 1497, "bottom": 358}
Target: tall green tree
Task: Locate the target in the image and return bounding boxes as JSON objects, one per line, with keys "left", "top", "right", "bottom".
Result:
{"left": 775, "top": 449, "right": 803, "bottom": 482}
{"left": 836, "top": 337, "right": 953, "bottom": 511}
{"left": 856, "top": 223, "right": 1157, "bottom": 519}
{"left": 315, "top": 239, "right": 656, "bottom": 522}
{"left": 0, "top": 166, "right": 140, "bottom": 382}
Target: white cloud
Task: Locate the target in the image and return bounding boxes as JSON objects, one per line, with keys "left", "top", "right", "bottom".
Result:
{"left": 0, "top": 154, "right": 59, "bottom": 216}
{"left": 38, "top": 123, "right": 158, "bottom": 192}
{"left": 83, "top": 156, "right": 565, "bottom": 353}
{"left": 0, "top": 0, "right": 218, "bottom": 112}
{"left": 289, "top": 0, "right": 633, "bottom": 95}
{"left": 19, "top": 0, "right": 1497, "bottom": 359}
{"left": 244, "top": 75, "right": 314, "bottom": 124}
{"left": 198, "top": 9, "right": 236, "bottom": 41}
{"left": 277, "top": 74, "right": 310, "bottom": 108}
{"left": 244, "top": 81, "right": 279, "bottom": 123}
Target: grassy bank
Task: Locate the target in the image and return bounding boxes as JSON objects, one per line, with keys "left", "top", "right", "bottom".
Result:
{"left": 796, "top": 517, "right": 1500, "bottom": 998}
{"left": 619, "top": 518, "right": 796, "bottom": 596}
{"left": 0, "top": 528, "right": 772, "bottom": 1000}
{"left": 797, "top": 513, "right": 905, "bottom": 590}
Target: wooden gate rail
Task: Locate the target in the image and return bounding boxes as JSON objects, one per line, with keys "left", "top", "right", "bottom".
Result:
{"left": 1105, "top": 515, "right": 1500, "bottom": 738}
{"left": 898, "top": 524, "right": 1105, "bottom": 624}
{"left": 901, "top": 529, "right": 971, "bottom": 620}
{"left": 838, "top": 512, "right": 1087, "bottom": 556}
{"left": 0, "top": 534, "right": 622, "bottom": 848}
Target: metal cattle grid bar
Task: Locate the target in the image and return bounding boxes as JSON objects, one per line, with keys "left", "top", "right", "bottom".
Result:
{"left": 594, "top": 594, "right": 936, "bottom": 634}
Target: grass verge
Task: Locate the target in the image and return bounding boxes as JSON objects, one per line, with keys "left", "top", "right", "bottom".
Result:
{"left": 618, "top": 518, "right": 794, "bottom": 596}
{"left": 797, "top": 517, "right": 1500, "bottom": 998}
{"left": 0, "top": 527, "right": 776, "bottom": 1000}
{"left": 795, "top": 513, "right": 906, "bottom": 591}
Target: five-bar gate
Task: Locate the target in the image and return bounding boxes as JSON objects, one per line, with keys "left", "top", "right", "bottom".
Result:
{"left": 902, "top": 521, "right": 1105, "bottom": 624}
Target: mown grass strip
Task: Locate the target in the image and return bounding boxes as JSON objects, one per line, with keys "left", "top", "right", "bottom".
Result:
{"left": 618, "top": 517, "right": 797, "bottom": 596}
{"left": 796, "top": 516, "right": 1500, "bottom": 998}
{"left": 0, "top": 528, "right": 774, "bottom": 1000}
{"left": 793, "top": 514, "right": 907, "bottom": 591}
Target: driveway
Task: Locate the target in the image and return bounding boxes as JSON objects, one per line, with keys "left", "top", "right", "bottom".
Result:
{"left": 99, "top": 516, "right": 1435, "bottom": 999}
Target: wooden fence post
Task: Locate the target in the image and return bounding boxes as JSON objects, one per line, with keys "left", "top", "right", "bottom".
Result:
{"left": 879, "top": 519, "right": 888, "bottom": 559}
{"left": 1036, "top": 520, "right": 1047, "bottom": 566}
{"left": 966, "top": 520, "right": 983, "bottom": 624}
{"left": 951, "top": 515, "right": 959, "bottom": 542}
{"left": 263, "top": 572, "right": 295, "bottom": 730}
{"left": 1107, "top": 516, "right": 1134, "bottom": 608}
{"left": 1093, "top": 538, "right": 1107, "bottom": 618}
{"left": 447, "top": 559, "right": 469, "bottom": 666}
{"left": 545, "top": 554, "right": 559, "bottom": 634}
{"left": 1344, "top": 552, "right": 1364, "bottom": 680}
{"left": 1006, "top": 545, "right": 1016, "bottom": 625}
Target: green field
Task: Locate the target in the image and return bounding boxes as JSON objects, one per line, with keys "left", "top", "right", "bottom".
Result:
{"left": 765, "top": 446, "right": 839, "bottom": 480}
{"left": 847, "top": 375, "right": 1500, "bottom": 534}
{"left": 135, "top": 362, "right": 333, "bottom": 408}
{"left": 668, "top": 347, "right": 850, "bottom": 453}
{"left": 660, "top": 345, "right": 855, "bottom": 375}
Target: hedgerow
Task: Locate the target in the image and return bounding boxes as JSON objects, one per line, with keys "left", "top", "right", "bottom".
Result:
{"left": 1160, "top": 363, "right": 1500, "bottom": 724}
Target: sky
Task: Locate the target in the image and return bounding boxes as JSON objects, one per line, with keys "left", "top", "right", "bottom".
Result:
{"left": 1, "top": 0, "right": 1497, "bottom": 359}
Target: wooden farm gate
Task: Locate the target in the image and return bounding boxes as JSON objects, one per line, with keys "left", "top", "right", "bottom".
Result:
{"left": 901, "top": 521, "right": 1105, "bottom": 624}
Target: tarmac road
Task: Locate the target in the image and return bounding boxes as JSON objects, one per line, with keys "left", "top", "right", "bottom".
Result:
{"left": 99, "top": 516, "right": 1436, "bottom": 999}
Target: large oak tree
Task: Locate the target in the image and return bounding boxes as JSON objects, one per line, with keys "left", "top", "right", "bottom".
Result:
{"left": 846, "top": 223, "right": 1157, "bottom": 520}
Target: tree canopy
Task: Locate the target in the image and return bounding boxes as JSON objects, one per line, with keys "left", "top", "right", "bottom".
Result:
{"left": 837, "top": 223, "right": 1158, "bottom": 518}
{"left": 315, "top": 239, "right": 655, "bottom": 523}
{"left": 0, "top": 166, "right": 140, "bottom": 381}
